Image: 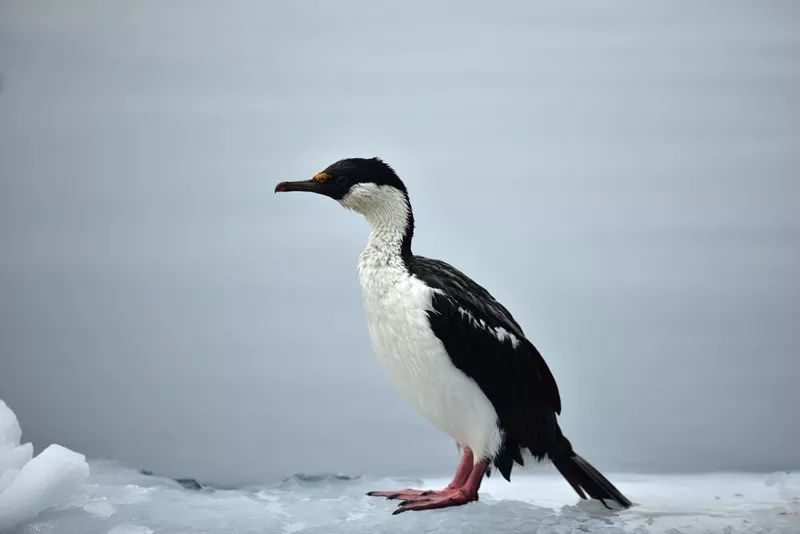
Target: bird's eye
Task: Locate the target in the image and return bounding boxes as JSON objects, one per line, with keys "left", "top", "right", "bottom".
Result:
{"left": 336, "top": 175, "right": 350, "bottom": 187}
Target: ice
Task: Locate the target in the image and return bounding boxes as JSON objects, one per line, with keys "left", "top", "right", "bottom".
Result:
{"left": 0, "top": 400, "right": 90, "bottom": 531}
{"left": 8, "top": 464, "right": 800, "bottom": 534}
{"left": 0, "top": 404, "right": 22, "bottom": 450}
{"left": 0, "top": 401, "right": 34, "bottom": 497}
{"left": 0, "top": 446, "right": 33, "bottom": 481}
{"left": 106, "top": 525, "right": 153, "bottom": 534}
{"left": 2, "top": 399, "right": 798, "bottom": 533}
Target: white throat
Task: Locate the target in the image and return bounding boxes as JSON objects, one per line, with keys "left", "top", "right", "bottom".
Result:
{"left": 340, "top": 184, "right": 411, "bottom": 267}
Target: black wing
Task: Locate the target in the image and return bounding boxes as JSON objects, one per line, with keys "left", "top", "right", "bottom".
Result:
{"left": 407, "top": 255, "right": 563, "bottom": 480}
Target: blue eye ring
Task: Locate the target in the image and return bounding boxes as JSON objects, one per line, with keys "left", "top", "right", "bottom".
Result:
{"left": 336, "top": 175, "right": 350, "bottom": 187}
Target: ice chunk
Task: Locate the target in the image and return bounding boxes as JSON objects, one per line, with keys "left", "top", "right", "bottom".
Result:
{"left": 0, "top": 443, "right": 34, "bottom": 475}
{"left": 0, "top": 399, "right": 90, "bottom": 531}
{"left": 0, "top": 444, "right": 90, "bottom": 529}
{"left": 0, "top": 400, "right": 34, "bottom": 498}
{"left": 0, "top": 469, "right": 20, "bottom": 494}
{"left": 0, "top": 400, "right": 22, "bottom": 449}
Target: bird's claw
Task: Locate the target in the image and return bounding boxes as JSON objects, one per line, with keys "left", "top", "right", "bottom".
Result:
{"left": 391, "top": 489, "right": 477, "bottom": 514}
{"left": 367, "top": 488, "right": 431, "bottom": 500}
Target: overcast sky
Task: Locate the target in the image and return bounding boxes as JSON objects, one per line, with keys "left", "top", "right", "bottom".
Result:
{"left": 1, "top": 1, "right": 798, "bottom": 486}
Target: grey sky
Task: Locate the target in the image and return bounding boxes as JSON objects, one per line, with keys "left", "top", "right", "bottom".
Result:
{"left": 0, "top": 1, "right": 798, "bottom": 486}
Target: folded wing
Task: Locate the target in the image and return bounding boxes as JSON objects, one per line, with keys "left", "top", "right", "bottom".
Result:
{"left": 408, "top": 256, "right": 563, "bottom": 480}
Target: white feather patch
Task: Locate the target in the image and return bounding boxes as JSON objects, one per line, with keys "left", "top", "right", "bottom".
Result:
{"left": 458, "top": 307, "right": 520, "bottom": 349}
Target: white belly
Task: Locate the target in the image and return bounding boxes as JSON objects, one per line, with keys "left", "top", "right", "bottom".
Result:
{"left": 358, "top": 261, "right": 502, "bottom": 460}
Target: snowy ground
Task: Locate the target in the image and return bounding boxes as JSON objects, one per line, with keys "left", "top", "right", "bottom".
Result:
{"left": 6, "top": 463, "right": 799, "bottom": 534}
{"left": 2, "top": 399, "right": 799, "bottom": 533}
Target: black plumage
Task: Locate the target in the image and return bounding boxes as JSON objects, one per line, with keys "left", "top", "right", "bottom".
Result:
{"left": 408, "top": 255, "right": 631, "bottom": 507}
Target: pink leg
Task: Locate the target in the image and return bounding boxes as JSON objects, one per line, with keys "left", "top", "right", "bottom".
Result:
{"left": 393, "top": 458, "right": 490, "bottom": 514}
{"left": 445, "top": 447, "right": 474, "bottom": 489}
{"left": 367, "top": 446, "right": 476, "bottom": 501}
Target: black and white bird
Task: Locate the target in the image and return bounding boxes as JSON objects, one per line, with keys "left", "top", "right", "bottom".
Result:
{"left": 275, "top": 158, "right": 631, "bottom": 514}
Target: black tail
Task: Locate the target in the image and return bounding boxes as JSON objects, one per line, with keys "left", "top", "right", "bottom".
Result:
{"left": 551, "top": 439, "right": 632, "bottom": 508}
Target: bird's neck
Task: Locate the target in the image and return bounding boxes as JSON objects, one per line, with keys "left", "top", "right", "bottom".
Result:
{"left": 360, "top": 189, "right": 415, "bottom": 267}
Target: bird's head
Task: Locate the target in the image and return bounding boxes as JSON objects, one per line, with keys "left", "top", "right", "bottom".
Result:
{"left": 275, "top": 157, "right": 408, "bottom": 215}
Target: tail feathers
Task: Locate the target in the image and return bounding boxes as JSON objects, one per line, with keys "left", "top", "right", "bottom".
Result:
{"left": 552, "top": 452, "right": 632, "bottom": 509}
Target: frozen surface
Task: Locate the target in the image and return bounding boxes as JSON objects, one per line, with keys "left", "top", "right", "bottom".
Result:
{"left": 2, "top": 398, "right": 798, "bottom": 533}
{"left": 8, "top": 462, "right": 799, "bottom": 534}
{"left": 0, "top": 400, "right": 89, "bottom": 531}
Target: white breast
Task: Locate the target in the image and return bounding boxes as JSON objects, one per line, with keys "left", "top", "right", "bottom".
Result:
{"left": 357, "top": 250, "right": 502, "bottom": 460}
{"left": 340, "top": 182, "right": 502, "bottom": 460}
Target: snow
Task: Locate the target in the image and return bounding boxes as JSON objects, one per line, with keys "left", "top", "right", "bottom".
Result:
{"left": 2, "top": 399, "right": 798, "bottom": 533}
{"left": 0, "top": 400, "right": 89, "bottom": 531}
{"left": 3, "top": 463, "right": 797, "bottom": 534}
